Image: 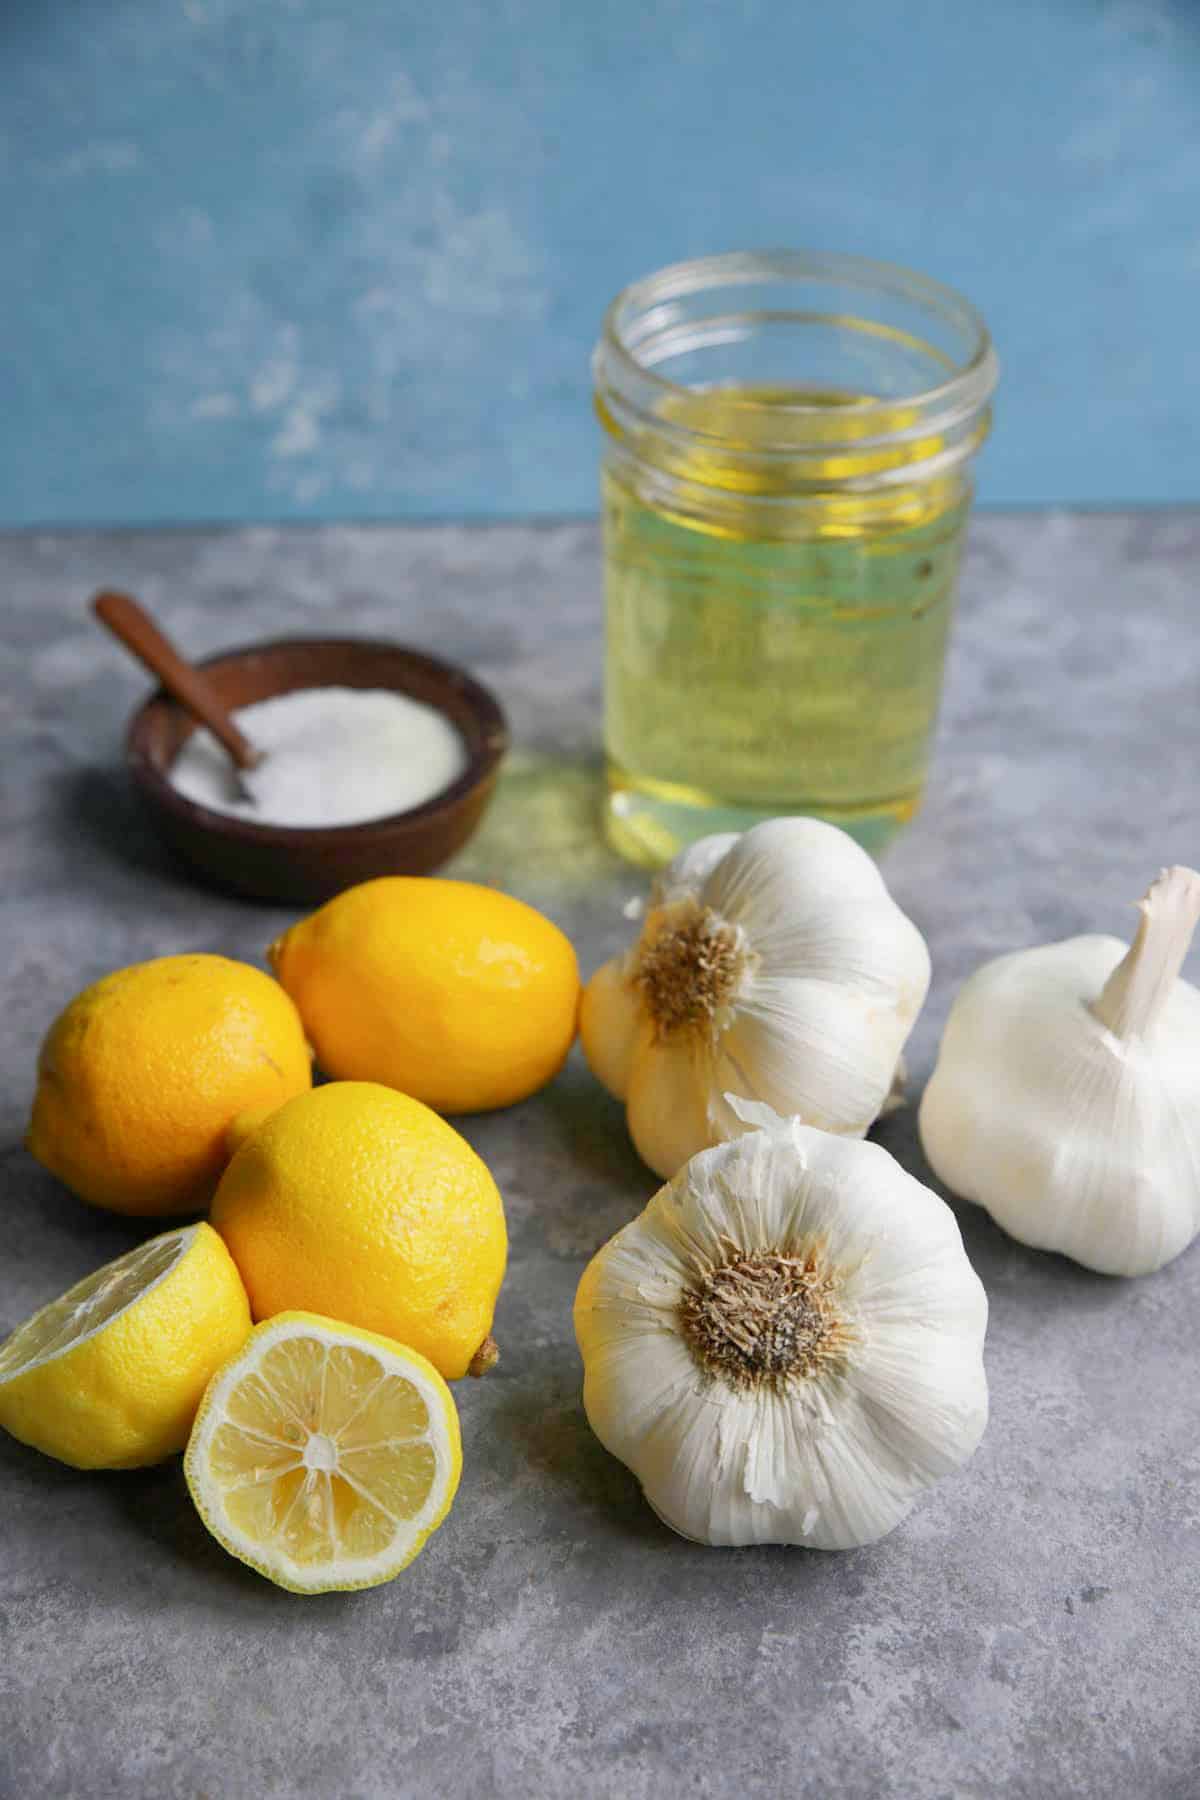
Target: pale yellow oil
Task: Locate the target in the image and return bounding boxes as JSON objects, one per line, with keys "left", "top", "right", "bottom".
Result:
{"left": 601, "top": 386, "right": 971, "bottom": 866}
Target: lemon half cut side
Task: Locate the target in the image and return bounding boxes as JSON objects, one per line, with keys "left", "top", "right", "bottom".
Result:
{"left": 0, "top": 1222, "right": 251, "bottom": 1468}
{"left": 184, "top": 1312, "right": 462, "bottom": 1595}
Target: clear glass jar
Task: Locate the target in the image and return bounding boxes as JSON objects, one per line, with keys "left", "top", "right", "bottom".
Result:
{"left": 593, "top": 250, "right": 998, "bottom": 867}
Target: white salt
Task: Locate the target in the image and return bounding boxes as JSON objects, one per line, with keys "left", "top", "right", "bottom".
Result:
{"left": 169, "top": 686, "right": 469, "bottom": 827}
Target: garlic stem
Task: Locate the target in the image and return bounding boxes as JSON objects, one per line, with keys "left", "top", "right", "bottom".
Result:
{"left": 1091, "top": 865, "right": 1200, "bottom": 1040}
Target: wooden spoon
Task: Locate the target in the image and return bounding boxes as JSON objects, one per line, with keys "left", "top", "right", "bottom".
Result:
{"left": 92, "top": 590, "right": 265, "bottom": 790}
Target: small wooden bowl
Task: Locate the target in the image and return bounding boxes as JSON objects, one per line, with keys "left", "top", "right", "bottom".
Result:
{"left": 125, "top": 637, "right": 508, "bottom": 904}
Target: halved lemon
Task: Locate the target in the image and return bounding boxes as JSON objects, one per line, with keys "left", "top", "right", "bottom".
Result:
{"left": 184, "top": 1312, "right": 462, "bottom": 1594}
{"left": 0, "top": 1222, "right": 251, "bottom": 1469}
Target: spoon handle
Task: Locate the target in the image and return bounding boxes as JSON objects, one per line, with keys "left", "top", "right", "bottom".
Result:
{"left": 92, "top": 590, "right": 263, "bottom": 772}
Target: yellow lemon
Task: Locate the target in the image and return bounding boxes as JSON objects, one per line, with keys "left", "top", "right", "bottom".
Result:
{"left": 185, "top": 1311, "right": 462, "bottom": 1594}
{"left": 211, "top": 1082, "right": 507, "bottom": 1380}
{"left": 269, "top": 877, "right": 579, "bottom": 1114}
{"left": 0, "top": 1223, "right": 250, "bottom": 1469}
{"left": 27, "top": 953, "right": 312, "bottom": 1216}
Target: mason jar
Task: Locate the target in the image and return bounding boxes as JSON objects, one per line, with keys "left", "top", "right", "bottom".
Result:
{"left": 593, "top": 250, "right": 998, "bottom": 867}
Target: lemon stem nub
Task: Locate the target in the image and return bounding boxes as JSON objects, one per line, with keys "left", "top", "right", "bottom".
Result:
{"left": 468, "top": 1335, "right": 499, "bottom": 1377}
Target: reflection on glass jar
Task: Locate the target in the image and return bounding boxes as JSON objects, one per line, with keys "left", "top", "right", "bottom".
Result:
{"left": 593, "top": 251, "right": 998, "bottom": 867}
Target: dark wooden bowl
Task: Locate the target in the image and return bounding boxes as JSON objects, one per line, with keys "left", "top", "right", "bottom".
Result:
{"left": 125, "top": 637, "right": 508, "bottom": 904}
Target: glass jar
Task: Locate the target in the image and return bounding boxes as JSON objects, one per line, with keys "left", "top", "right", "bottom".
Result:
{"left": 593, "top": 250, "right": 998, "bottom": 867}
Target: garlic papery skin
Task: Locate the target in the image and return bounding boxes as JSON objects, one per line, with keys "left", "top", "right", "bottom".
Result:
{"left": 573, "top": 1104, "right": 989, "bottom": 1549}
{"left": 579, "top": 817, "right": 931, "bottom": 1180}
{"left": 919, "top": 866, "right": 1200, "bottom": 1278}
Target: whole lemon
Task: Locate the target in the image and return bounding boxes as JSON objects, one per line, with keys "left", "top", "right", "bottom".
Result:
{"left": 27, "top": 954, "right": 312, "bottom": 1216}
{"left": 210, "top": 1081, "right": 507, "bottom": 1380}
{"left": 269, "top": 877, "right": 579, "bottom": 1114}
{"left": 0, "top": 1222, "right": 250, "bottom": 1469}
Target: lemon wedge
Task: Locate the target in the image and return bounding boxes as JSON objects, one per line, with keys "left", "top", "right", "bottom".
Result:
{"left": 185, "top": 1312, "right": 462, "bottom": 1594}
{"left": 0, "top": 1222, "right": 250, "bottom": 1469}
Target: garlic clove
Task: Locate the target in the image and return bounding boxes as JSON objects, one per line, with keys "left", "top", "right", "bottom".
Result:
{"left": 710, "top": 977, "right": 900, "bottom": 1141}
{"left": 701, "top": 815, "right": 897, "bottom": 934}
{"left": 578, "top": 953, "right": 640, "bottom": 1101}
{"left": 1038, "top": 1069, "right": 1195, "bottom": 1276}
{"left": 700, "top": 1384, "right": 923, "bottom": 1551}
{"left": 749, "top": 898, "right": 932, "bottom": 1011}
{"left": 652, "top": 831, "right": 740, "bottom": 907}
{"left": 795, "top": 1386, "right": 950, "bottom": 1549}
{"left": 624, "top": 1020, "right": 714, "bottom": 1181}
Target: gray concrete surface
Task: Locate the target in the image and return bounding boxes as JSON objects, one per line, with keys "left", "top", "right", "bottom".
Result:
{"left": 2, "top": 515, "right": 1199, "bottom": 1799}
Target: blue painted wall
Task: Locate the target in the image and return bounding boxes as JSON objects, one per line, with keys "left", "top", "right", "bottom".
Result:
{"left": 2, "top": 0, "right": 1198, "bottom": 526}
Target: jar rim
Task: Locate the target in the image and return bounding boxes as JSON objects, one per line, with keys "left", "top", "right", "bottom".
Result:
{"left": 596, "top": 248, "right": 998, "bottom": 430}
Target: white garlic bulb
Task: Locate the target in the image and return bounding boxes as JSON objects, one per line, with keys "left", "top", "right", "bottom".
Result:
{"left": 920, "top": 865, "right": 1200, "bottom": 1277}
{"left": 580, "top": 817, "right": 931, "bottom": 1180}
{"left": 574, "top": 1101, "right": 989, "bottom": 1549}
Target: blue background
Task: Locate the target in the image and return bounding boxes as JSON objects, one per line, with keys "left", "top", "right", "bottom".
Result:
{"left": 2, "top": 0, "right": 1198, "bottom": 527}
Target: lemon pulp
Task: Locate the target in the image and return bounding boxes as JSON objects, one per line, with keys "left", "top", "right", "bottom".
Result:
{"left": 185, "top": 1313, "right": 461, "bottom": 1593}
{"left": 0, "top": 1231, "right": 185, "bottom": 1380}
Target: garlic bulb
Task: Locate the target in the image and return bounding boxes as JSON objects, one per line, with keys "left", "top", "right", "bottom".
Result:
{"left": 919, "top": 865, "right": 1200, "bottom": 1277}
{"left": 580, "top": 817, "right": 931, "bottom": 1179}
{"left": 574, "top": 1101, "right": 988, "bottom": 1549}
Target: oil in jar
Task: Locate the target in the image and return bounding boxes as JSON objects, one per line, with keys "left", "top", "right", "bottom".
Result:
{"left": 601, "top": 386, "right": 972, "bottom": 867}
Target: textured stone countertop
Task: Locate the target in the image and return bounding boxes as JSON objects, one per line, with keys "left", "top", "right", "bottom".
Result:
{"left": 2, "top": 514, "right": 1199, "bottom": 1799}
